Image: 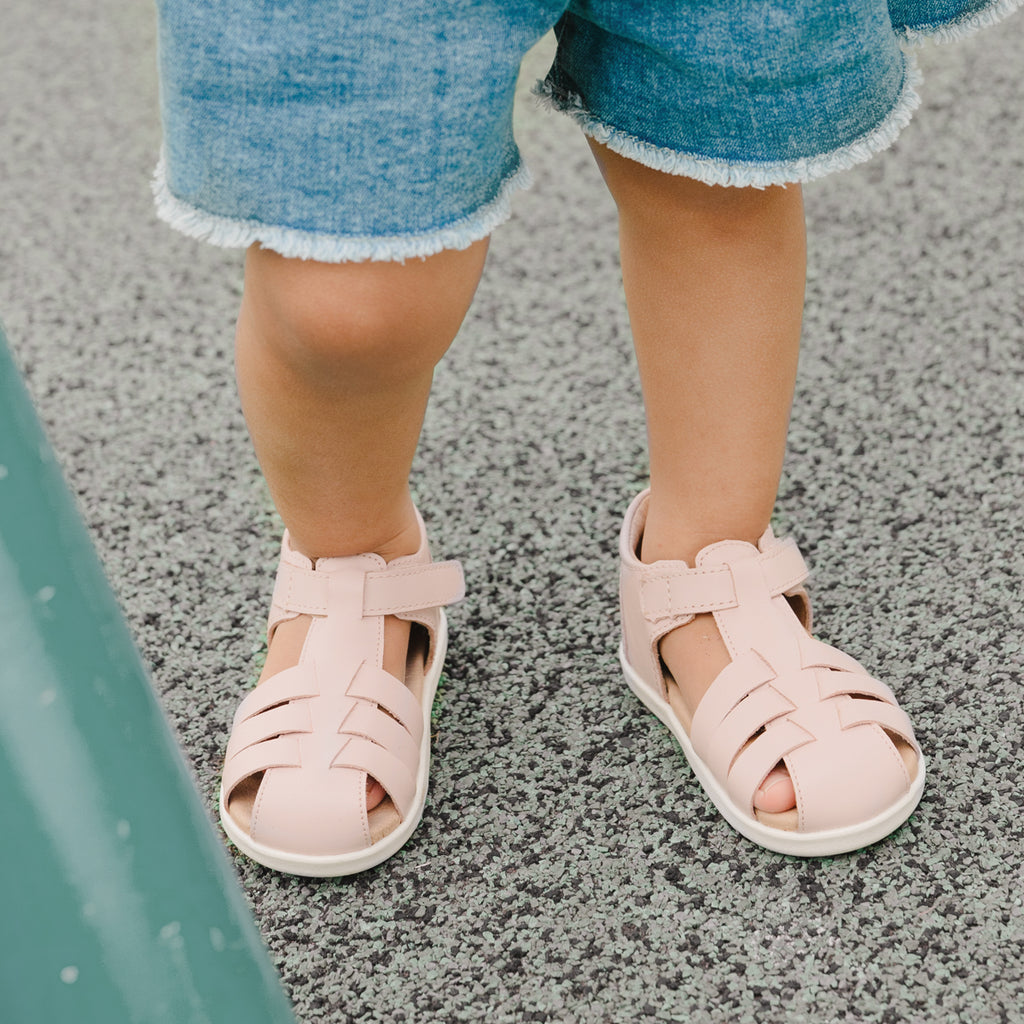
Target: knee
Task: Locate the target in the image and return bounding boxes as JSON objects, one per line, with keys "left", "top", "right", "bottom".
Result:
{"left": 240, "top": 241, "right": 488, "bottom": 384}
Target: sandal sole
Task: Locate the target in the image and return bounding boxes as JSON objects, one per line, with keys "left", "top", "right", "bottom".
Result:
{"left": 620, "top": 643, "right": 926, "bottom": 857}
{"left": 218, "top": 613, "right": 448, "bottom": 877}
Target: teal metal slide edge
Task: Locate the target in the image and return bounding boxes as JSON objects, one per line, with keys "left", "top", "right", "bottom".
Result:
{"left": 0, "top": 325, "right": 297, "bottom": 1024}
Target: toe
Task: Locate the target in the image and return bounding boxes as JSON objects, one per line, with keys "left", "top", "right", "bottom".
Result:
{"left": 754, "top": 766, "right": 796, "bottom": 814}
{"left": 366, "top": 776, "right": 385, "bottom": 811}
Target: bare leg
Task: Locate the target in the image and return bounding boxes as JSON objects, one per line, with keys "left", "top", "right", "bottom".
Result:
{"left": 230, "top": 240, "right": 488, "bottom": 820}
{"left": 237, "top": 241, "right": 488, "bottom": 562}
{"left": 591, "top": 142, "right": 805, "bottom": 813}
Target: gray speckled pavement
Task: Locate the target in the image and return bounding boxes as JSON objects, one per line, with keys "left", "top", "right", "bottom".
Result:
{"left": 2, "top": 5, "right": 1023, "bottom": 1022}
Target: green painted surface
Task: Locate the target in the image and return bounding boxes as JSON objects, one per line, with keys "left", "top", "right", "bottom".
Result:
{"left": 0, "top": 327, "right": 296, "bottom": 1024}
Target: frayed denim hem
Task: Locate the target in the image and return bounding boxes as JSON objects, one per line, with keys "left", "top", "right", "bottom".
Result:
{"left": 151, "top": 155, "right": 532, "bottom": 262}
{"left": 898, "top": 0, "right": 1022, "bottom": 44}
{"left": 534, "top": 55, "right": 924, "bottom": 189}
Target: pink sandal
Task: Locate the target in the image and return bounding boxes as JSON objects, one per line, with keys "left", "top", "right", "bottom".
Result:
{"left": 220, "top": 512, "right": 464, "bottom": 876}
{"left": 619, "top": 490, "right": 925, "bottom": 856}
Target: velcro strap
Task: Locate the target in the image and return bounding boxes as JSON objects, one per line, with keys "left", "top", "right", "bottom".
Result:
{"left": 271, "top": 558, "right": 465, "bottom": 619}
{"left": 640, "top": 567, "right": 738, "bottom": 621}
{"left": 363, "top": 560, "right": 465, "bottom": 616}
{"left": 640, "top": 538, "right": 808, "bottom": 622}
{"left": 271, "top": 562, "right": 330, "bottom": 617}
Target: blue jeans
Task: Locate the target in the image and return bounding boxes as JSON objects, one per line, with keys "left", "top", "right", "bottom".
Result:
{"left": 154, "top": 0, "right": 1015, "bottom": 262}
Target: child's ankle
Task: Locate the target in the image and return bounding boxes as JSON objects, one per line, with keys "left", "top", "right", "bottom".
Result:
{"left": 640, "top": 499, "right": 766, "bottom": 567}
{"left": 374, "top": 513, "right": 424, "bottom": 563}
{"left": 287, "top": 503, "right": 422, "bottom": 563}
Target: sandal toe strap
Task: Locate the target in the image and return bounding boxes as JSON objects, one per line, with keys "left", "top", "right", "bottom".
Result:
{"left": 691, "top": 644, "right": 918, "bottom": 828}
{"left": 251, "top": 762, "right": 370, "bottom": 856}
{"left": 223, "top": 735, "right": 302, "bottom": 800}
{"left": 784, "top": 718, "right": 915, "bottom": 831}
{"left": 333, "top": 736, "right": 419, "bottom": 819}
{"left": 726, "top": 719, "right": 811, "bottom": 812}
{"left": 347, "top": 663, "right": 425, "bottom": 742}
{"left": 226, "top": 699, "right": 311, "bottom": 763}
{"left": 719, "top": 702, "right": 916, "bottom": 831}
{"left": 838, "top": 697, "right": 917, "bottom": 748}
{"left": 233, "top": 664, "right": 318, "bottom": 726}
{"left": 223, "top": 660, "right": 428, "bottom": 852}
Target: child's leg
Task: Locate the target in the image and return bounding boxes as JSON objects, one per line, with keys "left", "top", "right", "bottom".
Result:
{"left": 592, "top": 145, "right": 804, "bottom": 561}
{"left": 595, "top": 143, "right": 918, "bottom": 822}
{"left": 236, "top": 241, "right": 489, "bottom": 562}
{"left": 593, "top": 142, "right": 806, "bottom": 815}
{"left": 229, "top": 240, "right": 487, "bottom": 821}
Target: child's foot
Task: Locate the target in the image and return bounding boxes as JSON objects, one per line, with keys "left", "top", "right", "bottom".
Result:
{"left": 227, "top": 609, "right": 412, "bottom": 823}
{"left": 219, "top": 513, "right": 465, "bottom": 876}
{"left": 655, "top": 613, "right": 797, "bottom": 814}
{"left": 227, "top": 517, "right": 422, "bottom": 826}
{"left": 654, "top": 613, "right": 919, "bottom": 822}
{"left": 620, "top": 490, "right": 925, "bottom": 856}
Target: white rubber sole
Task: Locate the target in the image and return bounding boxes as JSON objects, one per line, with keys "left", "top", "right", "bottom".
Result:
{"left": 620, "top": 644, "right": 926, "bottom": 857}
{"left": 219, "top": 614, "right": 449, "bottom": 878}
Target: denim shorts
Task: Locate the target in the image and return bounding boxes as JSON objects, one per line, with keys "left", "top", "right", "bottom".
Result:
{"left": 153, "top": 0, "right": 1017, "bottom": 262}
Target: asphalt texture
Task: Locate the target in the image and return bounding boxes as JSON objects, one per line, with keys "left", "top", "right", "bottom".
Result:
{"left": 2, "top": 4, "right": 1023, "bottom": 1022}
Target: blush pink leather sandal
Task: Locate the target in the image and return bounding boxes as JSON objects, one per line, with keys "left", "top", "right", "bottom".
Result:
{"left": 619, "top": 490, "right": 925, "bottom": 857}
{"left": 220, "top": 512, "right": 464, "bottom": 876}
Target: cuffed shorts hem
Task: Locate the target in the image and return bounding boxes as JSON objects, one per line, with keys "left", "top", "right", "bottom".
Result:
{"left": 152, "top": 152, "right": 532, "bottom": 263}
{"left": 536, "top": 55, "right": 923, "bottom": 189}
{"left": 895, "top": 0, "right": 1022, "bottom": 42}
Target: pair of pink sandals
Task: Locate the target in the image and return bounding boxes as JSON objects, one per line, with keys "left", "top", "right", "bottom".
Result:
{"left": 220, "top": 491, "right": 925, "bottom": 876}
